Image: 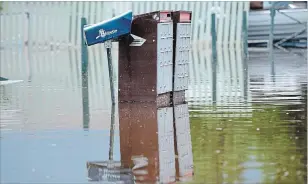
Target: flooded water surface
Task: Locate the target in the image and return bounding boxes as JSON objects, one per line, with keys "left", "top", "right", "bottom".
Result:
{"left": 0, "top": 47, "right": 307, "bottom": 183}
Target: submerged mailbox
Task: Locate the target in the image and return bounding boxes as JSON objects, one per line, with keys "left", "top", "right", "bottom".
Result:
{"left": 83, "top": 10, "right": 194, "bottom": 184}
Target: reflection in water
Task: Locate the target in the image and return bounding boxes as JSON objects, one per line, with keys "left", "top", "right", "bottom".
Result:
{"left": 87, "top": 102, "right": 194, "bottom": 183}
{"left": 0, "top": 46, "right": 306, "bottom": 183}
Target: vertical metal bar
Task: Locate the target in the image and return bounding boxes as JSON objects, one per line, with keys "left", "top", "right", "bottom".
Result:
{"left": 25, "top": 12, "right": 30, "bottom": 46}
{"left": 81, "top": 17, "right": 90, "bottom": 130}
{"left": 205, "top": 1, "right": 213, "bottom": 48}
{"left": 217, "top": 1, "right": 225, "bottom": 46}
{"left": 106, "top": 43, "right": 116, "bottom": 161}
{"left": 74, "top": 2, "right": 79, "bottom": 47}
{"left": 235, "top": 2, "right": 243, "bottom": 49}
{"left": 211, "top": 13, "right": 217, "bottom": 105}
{"left": 229, "top": 2, "right": 237, "bottom": 48}
{"left": 107, "top": 12, "right": 116, "bottom": 162}
{"left": 68, "top": 1, "right": 72, "bottom": 46}
{"left": 109, "top": 88, "right": 116, "bottom": 161}
{"left": 25, "top": 7, "right": 32, "bottom": 82}
{"left": 242, "top": 11, "right": 248, "bottom": 102}
{"left": 269, "top": 5, "right": 275, "bottom": 83}
{"left": 223, "top": 2, "right": 231, "bottom": 105}
{"left": 192, "top": 2, "right": 200, "bottom": 43}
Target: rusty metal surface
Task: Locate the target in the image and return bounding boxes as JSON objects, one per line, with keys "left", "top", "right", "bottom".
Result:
{"left": 118, "top": 11, "right": 174, "bottom": 103}
{"left": 117, "top": 11, "right": 192, "bottom": 183}
{"left": 157, "top": 93, "right": 172, "bottom": 108}
{"left": 171, "top": 11, "right": 192, "bottom": 24}
{"left": 118, "top": 102, "right": 176, "bottom": 183}
{"left": 119, "top": 102, "right": 159, "bottom": 182}
{"left": 118, "top": 11, "right": 176, "bottom": 184}
{"left": 172, "top": 91, "right": 186, "bottom": 105}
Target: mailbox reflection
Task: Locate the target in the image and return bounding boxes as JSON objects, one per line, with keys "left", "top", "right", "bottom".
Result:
{"left": 87, "top": 102, "right": 194, "bottom": 183}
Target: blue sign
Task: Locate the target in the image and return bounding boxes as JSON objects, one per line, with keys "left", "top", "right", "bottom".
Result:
{"left": 83, "top": 11, "right": 133, "bottom": 46}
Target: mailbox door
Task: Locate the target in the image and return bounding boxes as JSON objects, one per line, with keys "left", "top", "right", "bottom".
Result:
{"left": 174, "top": 103, "right": 194, "bottom": 178}
{"left": 157, "top": 107, "right": 176, "bottom": 183}
{"left": 157, "top": 22, "right": 174, "bottom": 95}
{"left": 174, "top": 23, "right": 191, "bottom": 92}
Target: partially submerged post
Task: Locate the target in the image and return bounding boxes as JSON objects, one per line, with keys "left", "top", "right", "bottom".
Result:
{"left": 106, "top": 39, "right": 116, "bottom": 161}
{"left": 242, "top": 11, "right": 248, "bottom": 102}
{"left": 269, "top": 3, "right": 276, "bottom": 82}
{"left": 211, "top": 13, "right": 217, "bottom": 105}
{"left": 81, "top": 17, "right": 90, "bottom": 130}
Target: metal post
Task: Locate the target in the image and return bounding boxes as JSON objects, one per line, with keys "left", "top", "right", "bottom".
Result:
{"left": 211, "top": 13, "right": 217, "bottom": 105}
{"left": 25, "top": 11, "right": 32, "bottom": 82}
{"left": 68, "top": 2, "right": 72, "bottom": 46}
{"left": 242, "top": 11, "right": 248, "bottom": 102}
{"left": 269, "top": 5, "right": 276, "bottom": 83}
{"left": 25, "top": 12, "right": 30, "bottom": 46}
{"left": 105, "top": 40, "right": 115, "bottom": 161}
{"left": 269, "top": 6, "right": 275, "bottom": 50}
{"left": 74, "top": 3, "right": 79, "bottom": 46}
{"left": 81, "top": 17, "right": 90, "bottom": 130}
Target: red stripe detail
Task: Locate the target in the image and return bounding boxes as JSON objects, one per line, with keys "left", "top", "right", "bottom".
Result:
{"left": 180, "top": 12, "right": 191, "bottom": 22}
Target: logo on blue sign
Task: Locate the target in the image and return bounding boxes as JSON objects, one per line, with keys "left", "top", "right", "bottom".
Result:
{"left": 96, "top": 29, "right": 118, "bottom": 40}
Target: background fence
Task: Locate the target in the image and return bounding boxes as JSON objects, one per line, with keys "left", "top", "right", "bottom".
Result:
{"left": 0, "top": 1, "right": 249, "bottom": 49}
{"left": 1, "top": 2, "right": 307, "bottom": 130}
{"left": 0, "top": 1, "right": 255, "bottom": 122}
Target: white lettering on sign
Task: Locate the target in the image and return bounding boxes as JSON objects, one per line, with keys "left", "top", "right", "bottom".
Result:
{"left": 96, "top": 29, "right": 118, "bottom": 39}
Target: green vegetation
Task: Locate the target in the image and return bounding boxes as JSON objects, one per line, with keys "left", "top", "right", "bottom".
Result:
{"left": 188, "top": 104, "right": 306, "bottom": 184}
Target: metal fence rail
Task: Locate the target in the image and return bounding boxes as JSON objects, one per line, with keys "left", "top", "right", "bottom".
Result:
{"left": 0, "top": 1, "right": 249, "bottom": 50}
